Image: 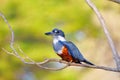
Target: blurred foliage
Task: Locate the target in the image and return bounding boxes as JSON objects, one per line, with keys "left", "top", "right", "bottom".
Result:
{"left": 0, "top": 0, "right": 120, "bottom": 80}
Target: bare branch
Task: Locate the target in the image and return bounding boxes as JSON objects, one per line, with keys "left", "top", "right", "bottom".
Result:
{"left": 109, "top": 0, "right": 120, "bottom": 4}
{"left": 0, "top": 12, "right": 14, "bottom": 47}
{"left": 2, "top": 48, "right": 69, "bottom": 70}
{"left": 85, "top": 0, "right": 120, "bottom": 70}
{"left": 2, "top": 48, "right": 120, "bottom": 72}
{"left": 0, "top": 12, "right": 68, "bottom": 70}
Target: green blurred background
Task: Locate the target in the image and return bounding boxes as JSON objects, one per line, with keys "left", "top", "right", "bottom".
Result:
{"left": 0, "top": 0, "right": 120, "bottom": 80}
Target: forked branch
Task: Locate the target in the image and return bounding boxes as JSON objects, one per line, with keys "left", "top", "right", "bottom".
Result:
{"left": 2, "top": 48, "right": 120, "bottom": 72}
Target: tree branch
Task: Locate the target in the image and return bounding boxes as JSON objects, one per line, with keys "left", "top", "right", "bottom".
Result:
{"left": 0, "top": 12, "right": 14, "bottom": 47}
{"left": 85, "top": 0, "right": 120, "bottom": 70}
{"left": 109, "top": 0, "right": 120, "bottom": 4}
{"left": 2, "top": 48, "right": 120, "bottom": 72}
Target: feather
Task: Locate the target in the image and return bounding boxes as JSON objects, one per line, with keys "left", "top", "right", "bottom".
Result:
{"left": 59, "top": 41, "right": 85, "bottom": 61}
{"left": 59, "top": 41, "right": 94, "bottom": 65}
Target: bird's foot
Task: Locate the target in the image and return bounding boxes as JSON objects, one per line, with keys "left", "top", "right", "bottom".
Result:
{"left": 67, "top": 60, "right": 73, "bottom": 66}
{"left": 59, "top": 59, "right": 63, "bottom": 63}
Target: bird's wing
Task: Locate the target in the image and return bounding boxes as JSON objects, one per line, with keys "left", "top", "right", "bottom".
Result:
{"left": 59, "top": 41, "right": 85, "bottom": 61}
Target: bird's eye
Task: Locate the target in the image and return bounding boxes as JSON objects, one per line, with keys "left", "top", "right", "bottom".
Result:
{"left": 54, "top": 30, "right": 59, "bottom": 33}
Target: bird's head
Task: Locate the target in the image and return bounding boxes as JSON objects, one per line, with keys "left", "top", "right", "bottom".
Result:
{"left": 45, "top": 28, "right": 65, "bottom": 37}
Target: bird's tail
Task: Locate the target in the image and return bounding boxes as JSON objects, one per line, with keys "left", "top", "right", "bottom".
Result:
{"left": 82, "top": 59, "right": 94, "bottom": 65}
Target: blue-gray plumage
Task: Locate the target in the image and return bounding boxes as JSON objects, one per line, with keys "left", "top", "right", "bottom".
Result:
{"left": 45, "top": 28, "right": 94, "bottom": 65}
{"left": 59, "top": 41, "right": 85, "bottom": 61}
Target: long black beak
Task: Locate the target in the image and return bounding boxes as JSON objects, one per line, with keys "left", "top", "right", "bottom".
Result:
{"left": 45, "top": 32, "right": 53, "bottom": 35}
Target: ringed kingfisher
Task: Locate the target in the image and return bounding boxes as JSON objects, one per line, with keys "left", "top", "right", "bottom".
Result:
{"left": 45, "top": 28, "right": 94, "bottom": 65}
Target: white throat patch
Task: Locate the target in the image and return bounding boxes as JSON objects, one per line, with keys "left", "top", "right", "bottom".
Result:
{"left": 53, "top": 36, "right": 66, "bottom": 44}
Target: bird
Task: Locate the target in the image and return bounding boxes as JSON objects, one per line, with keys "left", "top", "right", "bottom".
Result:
{"left": 45, "top": 28, "right": 94, "bottom": 65}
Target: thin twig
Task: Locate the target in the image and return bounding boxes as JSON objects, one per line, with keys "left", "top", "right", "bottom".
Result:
{"left": 85, "top": 0, "right": 120, "bottom": 70}
{"left": 109, "top": 0, "right": 120, "bottom": 4}
{"left": 0, "top": 12, "right": 14, "bottom": 47}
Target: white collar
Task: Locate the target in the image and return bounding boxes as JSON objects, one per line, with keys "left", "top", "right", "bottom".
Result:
{"left": 53, "top": 36, "right": 66, "bottom": 44}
